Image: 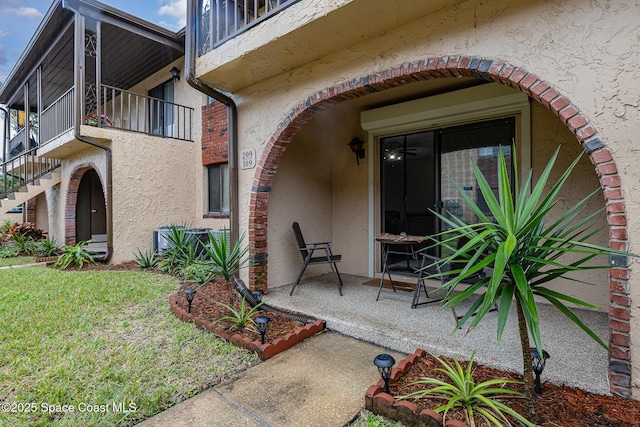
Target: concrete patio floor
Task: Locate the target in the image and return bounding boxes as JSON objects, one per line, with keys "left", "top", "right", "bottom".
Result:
{"left": 264, "top": 273, "right": 611, "bottom": 395}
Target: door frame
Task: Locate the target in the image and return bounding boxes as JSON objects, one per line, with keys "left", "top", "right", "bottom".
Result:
{"left": 362, "top": 84, "right": 531, "bottom": 276}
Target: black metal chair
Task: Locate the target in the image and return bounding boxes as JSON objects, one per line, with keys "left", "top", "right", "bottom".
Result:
{"left": 290, "top": 222, "right": 344, "bottom": 296}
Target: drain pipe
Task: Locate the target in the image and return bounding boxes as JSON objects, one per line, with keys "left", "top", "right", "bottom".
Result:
{"left": 75, "top": 133, "right": 113, "bottom": 262}
{"left": 185, "top": 0, "right": 239, "bottom": 246}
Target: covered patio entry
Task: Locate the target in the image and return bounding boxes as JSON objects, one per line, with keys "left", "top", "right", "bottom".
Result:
{"left": 247, "top": 56, "right": 631, "bottom": 396}
{"left": 265, "top": 273, "right": 610, "bottom": 395}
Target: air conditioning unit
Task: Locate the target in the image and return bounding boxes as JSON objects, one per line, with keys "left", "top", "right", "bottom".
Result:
{"left": 153, "top": 226, "right": 186, "bottom": 255}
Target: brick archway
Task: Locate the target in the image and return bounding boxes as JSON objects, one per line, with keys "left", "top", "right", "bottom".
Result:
{"left": 65, "top": 163, "right": 103, "bottom": 245}
{"left": 248, "top": 55, "right": 631, "bottom": 396}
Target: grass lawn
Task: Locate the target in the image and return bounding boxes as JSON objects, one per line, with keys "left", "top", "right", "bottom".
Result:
{"left": 0, "top": 267, "right": 258, "bottom": 427}
{"left": 0, "top": 256, "right": 37, "bottom": 267}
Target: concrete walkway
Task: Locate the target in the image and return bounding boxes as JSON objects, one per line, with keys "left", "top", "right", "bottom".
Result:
{"left": 136, "top": 332, "right": 403, "bottom": 427}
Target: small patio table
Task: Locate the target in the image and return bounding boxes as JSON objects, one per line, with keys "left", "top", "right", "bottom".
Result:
{"left": 375, "top": 233, "right": 442, "bottom": 308}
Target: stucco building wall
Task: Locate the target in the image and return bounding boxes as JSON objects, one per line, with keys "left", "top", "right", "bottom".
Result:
{"left": 209, "top": 0, "right": 638, "bottom": 394}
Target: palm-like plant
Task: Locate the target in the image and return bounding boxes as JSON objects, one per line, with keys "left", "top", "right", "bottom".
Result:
{"left": 400, "top": 351, "right": 533, "bottom": 427}
{"left": 201, "top": 229, "right": 250, "bottom": 305}
{"left": 214, "top": 297, "right": 264, "bottom": 330}
{"left": 425, "top": 147, "right": 634, "bottom": 412}
{"left": 53, "top": 240, "right": 96, "bottom": 269}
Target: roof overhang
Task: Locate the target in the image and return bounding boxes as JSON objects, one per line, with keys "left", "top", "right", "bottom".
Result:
{"left": 0, "top": 0, "right": 184, "bottom": 108}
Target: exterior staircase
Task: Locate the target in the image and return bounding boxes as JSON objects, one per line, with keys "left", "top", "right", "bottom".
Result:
{"left": 1, "top": 148, "right": 61, "bottom": 215}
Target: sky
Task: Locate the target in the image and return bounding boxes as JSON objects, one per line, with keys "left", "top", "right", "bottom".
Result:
{"left": 0, "top": 0, "right": 187, "bottom": 83}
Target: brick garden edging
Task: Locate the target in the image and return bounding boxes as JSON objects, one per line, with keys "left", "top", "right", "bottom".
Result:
{"left": 169, "top": 294, "right": 325, "bottom": 360}
{"left": 365, "top": 348, "right": 470, "bottom": 427}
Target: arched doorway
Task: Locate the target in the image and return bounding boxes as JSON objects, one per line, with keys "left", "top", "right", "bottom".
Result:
{"left": 248, "top": 56, "right": 631, "bottom": 396}
{"left": 66, "top": 165, "right": 106, "bottom": 245}
{"left": 76, "top": 169, "right": 106, "bottom": 242}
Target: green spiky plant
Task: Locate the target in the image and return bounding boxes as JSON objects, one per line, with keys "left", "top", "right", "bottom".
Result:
{"left": 53, "top": 240, "right": 96, "bottom": 270}
{"left": 201, "top": 229, "right": 250, "bottom": 305}
{"left": 400, "top": 351, "right": 533, "bottom": 427}
{"left": 214, "top": 296, "right": 264, "bottom": 330}
{"left": 134, "top": 248, "right": 157, "bottom": 268}
{"left": 424, "top": 146, "right": 635, "bottom": 417}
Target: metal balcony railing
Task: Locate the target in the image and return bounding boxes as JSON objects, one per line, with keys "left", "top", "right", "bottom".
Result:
{"left": 197, "top": 0, "right": 298, "bottom": 55}
{"left": 40, "top": 87, "right": 75, "bottom": 145}
{"left": 0, "top": 148, "right": 60, "bottom": 200}
{"left": 98, "top": 85, "right": 194, "bottom": 141}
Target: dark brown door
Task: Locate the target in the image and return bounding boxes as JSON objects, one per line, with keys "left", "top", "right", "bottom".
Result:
{"left": 76, "top": 169, "right": 106, "bottom": 242}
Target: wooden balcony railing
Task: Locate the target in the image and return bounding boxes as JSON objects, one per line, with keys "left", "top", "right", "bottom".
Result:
{"left": 197, "top": 0, "right": 298, "bottom": 55}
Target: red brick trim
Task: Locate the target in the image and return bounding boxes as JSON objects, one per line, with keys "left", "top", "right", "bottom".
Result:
{"left": 247, "top": 55, "right": 631, "bottom": 396}
{"left": 64, "top": 164, "right": 102, "bottom": 245}
{"left": 25, "top": 198, "right": 37, "bottom": 224}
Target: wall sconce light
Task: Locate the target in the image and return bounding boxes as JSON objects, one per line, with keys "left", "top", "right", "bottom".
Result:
{"left": 170, "top": 66, "right": 181, "bottom": 82}
{"left": 255, "top": 315, "right": 270, "bottom": 344}
{"left": 373, "top": 353, "right": 395, "bottom": 394}
{"left": 348, "top": 138, "right": 365, "bottom": 166}
{"left": 530, "top": 347, "right": 550, "bottom": 394}
{"left": 184, "top": 288, "right": 196, "bottom": 313}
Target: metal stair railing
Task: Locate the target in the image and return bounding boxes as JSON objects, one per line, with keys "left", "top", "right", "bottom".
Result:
{"left": 0, "top": 148, "right": 61, "bottom": 200}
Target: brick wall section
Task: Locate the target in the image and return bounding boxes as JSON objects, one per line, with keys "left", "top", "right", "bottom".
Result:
{"left": 247, "top": 55, "right": 632, "bottom": 397}
{"left": 64, "top": 164, "right": 99, "bottom": 245}
{"left": 201, "top": 101, "right": 229, "bottom": 165}
{"left": 25, "top": 198, "right": 36, "bottom": 224}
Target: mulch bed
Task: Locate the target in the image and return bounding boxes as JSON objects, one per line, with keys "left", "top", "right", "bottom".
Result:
{"left": 386, "top": 352, "right": 640, "bottom": 427}
{"left": 173, "top": 280, "right": 306, "bottom": 345}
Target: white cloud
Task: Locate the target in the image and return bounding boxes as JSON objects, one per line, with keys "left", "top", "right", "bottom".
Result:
{"left": 158, "top": 0, "right": 186, "bottom": 30}
{"left": 0, "top": 6, "right": 43, "bottom": 20}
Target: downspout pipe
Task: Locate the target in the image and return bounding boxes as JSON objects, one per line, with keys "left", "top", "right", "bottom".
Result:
{"left": 184, "top": 0, "right": 239, "bottom": 246}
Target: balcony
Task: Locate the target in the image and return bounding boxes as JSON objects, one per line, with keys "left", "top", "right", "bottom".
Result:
{"left": 193, "top": 0, "right": 467, "bottom": 92}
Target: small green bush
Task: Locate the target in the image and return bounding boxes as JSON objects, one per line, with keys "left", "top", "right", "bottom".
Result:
{"left": 54, "top": 240, "right": 96, "bottom": 270}
{"left": 214, "top": 297, "right": 263, "bottom": 330}
{"left": 134, "top": 248, "right": 157, "bottom": 268}
{"left": 399, "top": 351, "right": 533, "bottom": 427}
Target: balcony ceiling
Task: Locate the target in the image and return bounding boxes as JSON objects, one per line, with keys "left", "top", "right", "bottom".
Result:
{"left": 0, "top": 0, "right": 184, "bottom": 111}
{"left": 197, "top": 0, "right": 469, "bottom": 92}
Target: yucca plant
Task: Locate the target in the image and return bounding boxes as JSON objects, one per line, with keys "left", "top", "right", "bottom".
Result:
{"left": 399, "top": 351, "right": 533, "bottom": 427}
{"left": 424, "top": 146, "right": 636, "bottom": 415}
{"left": 201, "top": 229, "right": 250, "bottom": 305}
{"left": 134, "top": 248, "right": 157, "bottom": 268}
{"left": 214, "top": 297, "right": 264, "bottom": 330}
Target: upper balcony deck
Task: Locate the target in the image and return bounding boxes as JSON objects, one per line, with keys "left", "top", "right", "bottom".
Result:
{"left": 194, "top": 0, "right": 465, "bottom": 92}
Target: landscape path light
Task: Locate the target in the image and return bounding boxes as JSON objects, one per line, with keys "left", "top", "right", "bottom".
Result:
{"left": 184, "top": 289, "right": 196, "bottom": 314}
{"left": 255, "top": 315, "right": 270, "bottom": 345}
{"left": 531, "top": 347, "right": 550, "bottom": 394}
{"left": 373, "top": 353, "right": 395, "bottom": 394}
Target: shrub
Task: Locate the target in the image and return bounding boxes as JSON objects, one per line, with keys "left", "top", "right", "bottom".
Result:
{"left": 1, "top": 221, "right": 44, "bottom": 241}
{"left": 54, "top": 240, "right": 96, "bottom": 270}
{"left": 36, "top": 237, "right": 63, "bottom": 257}
{"left": 10, "top": 234, "right": 39, "bottom": 255}
{"left": 134, "top": 248, "right": 157, "bottom": 268}
{"left": 214, "top": 297, "right": 263, "bottom": 330}
{"left": 181, "top": 261, "right": 217, "bottom": 285}
{"left": 0, "top": 244, "right": 20, "bottom": 258}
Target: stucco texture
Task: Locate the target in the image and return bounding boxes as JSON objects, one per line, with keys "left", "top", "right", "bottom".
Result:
{"left": 206, "top": 0, "right": 639, "bottom": 395}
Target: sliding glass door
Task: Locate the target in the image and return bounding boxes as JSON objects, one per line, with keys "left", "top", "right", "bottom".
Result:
{"left": 380, "top": 117, "right": 515, "bottom": 273}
